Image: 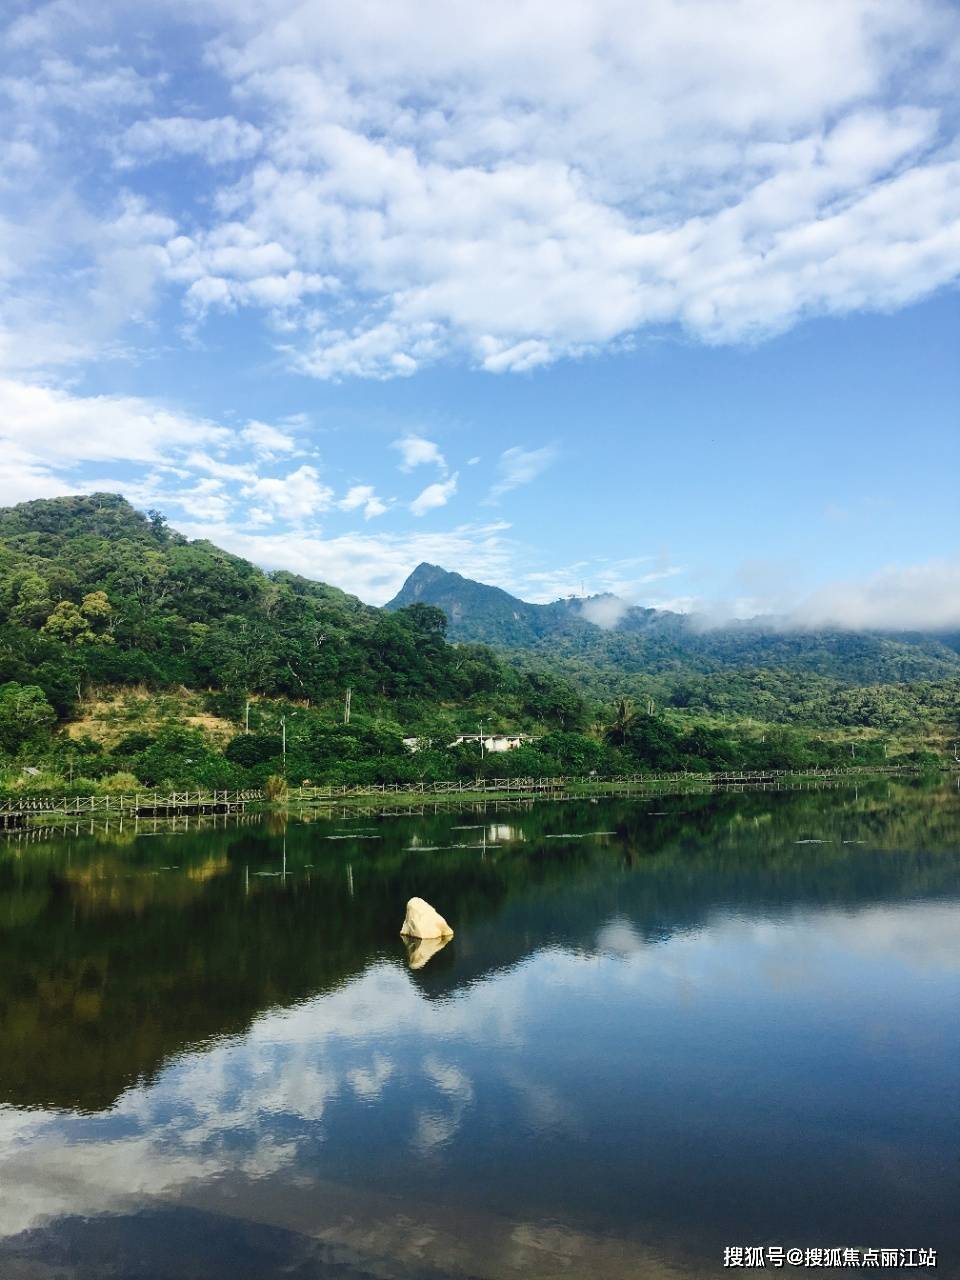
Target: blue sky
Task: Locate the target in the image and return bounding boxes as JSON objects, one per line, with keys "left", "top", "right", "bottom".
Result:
{"left": 1, "top": 0, "right": 958, "bottom": 624}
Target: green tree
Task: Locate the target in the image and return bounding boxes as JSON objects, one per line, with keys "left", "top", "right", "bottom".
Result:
{"left": 8, "top": 572, "right": 54, "bottom": 628}
{"left": 41, "top": 592, "right": 114, "bottom": 646}
{"left": 0, "top": 682, "right": 57, "bottom": 754}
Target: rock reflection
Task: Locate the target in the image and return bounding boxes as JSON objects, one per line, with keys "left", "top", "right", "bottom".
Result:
{"left": 403, "top": 932, "right": 452, "bottom": 970}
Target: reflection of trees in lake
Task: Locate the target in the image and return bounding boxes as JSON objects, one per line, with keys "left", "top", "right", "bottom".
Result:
{"left": 0, "top": 779, "right": 957, "bottom": 1112}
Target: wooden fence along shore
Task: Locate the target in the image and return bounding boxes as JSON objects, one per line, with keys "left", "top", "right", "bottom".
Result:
{"left": 0, "top": 789, "right": 261, "bottom": 828}
{"left": 0, "top": 765, "right": 930, "bottom": 830}
{"left": 290, "top": 764, "right": 924, "bottom": 801}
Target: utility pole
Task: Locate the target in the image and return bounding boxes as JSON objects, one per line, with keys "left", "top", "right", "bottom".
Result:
{"left": 281, "top": 716, "right": 287, "bottom": 770}
{"left": 344, "top": 688, "right": 352, "bottom": 725}
{"left": 245, "top": 700, "right": 251, "bottom": 734}
{"left": 479, "top": 720, "right": 484, "bottom": 759}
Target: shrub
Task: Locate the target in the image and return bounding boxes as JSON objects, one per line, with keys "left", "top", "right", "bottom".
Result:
{"left": 98, "top": 771, "right": 141, "bottom": 793}
{"left": 264, "top": 773, "right": 289, "bottom": 801}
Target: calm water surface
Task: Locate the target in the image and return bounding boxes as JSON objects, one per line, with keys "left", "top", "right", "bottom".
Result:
{"left": 1, "top": 779, "right": 958, "bottom": 1278}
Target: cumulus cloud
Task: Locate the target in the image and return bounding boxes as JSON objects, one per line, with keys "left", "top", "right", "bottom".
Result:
{"left": 165, "top": 223, "right": 337, "bottom": 318}
{"left": 117, "top": 115, "right": 262, "bottom": 165}
{"left": 338, "top": 484, "right": 389, "bottom": 519}
{"left": 243, "top": 465, "right": 333, "bottom": 520}
{"left": 147, "top": 0, "right": 958, "bottom": 378}
{"left": 392, "top": 434, "right": 447, "bottom": 472}
{"left": 3, "top": 1, "right": 960, "bottom": 379}
{"left": 410, "top": 473, "right": 458, "bottom": 516}
{"left": 0, "top": 379, "right": 357, "bottom": 536}
{"left": 164, "top": 477, "right": 234, "bottom": 522}
{"left": 1, "top": 55, "right": 153, "bottom": 115}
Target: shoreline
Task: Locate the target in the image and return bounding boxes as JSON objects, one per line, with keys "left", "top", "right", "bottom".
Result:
{"left": 1, "top": 765, "right": 946, "bottom": 834}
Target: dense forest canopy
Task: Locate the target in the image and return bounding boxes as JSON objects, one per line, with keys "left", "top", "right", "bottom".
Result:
{"left": 0, "top": 493, "right": 518, "bottom": 713}
{"left": 0, "top": 494, "right": 955, "bottom": 790}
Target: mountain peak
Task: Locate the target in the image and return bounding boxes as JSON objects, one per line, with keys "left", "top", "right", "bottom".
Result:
{"left": 386, "top": 562, "right": 606, "bottom": 645}
{"left": 388, "top": 563, "right": 462, "bottom": 606}
{"left": 407, "top": 561, "right": 454, "bottom": 584}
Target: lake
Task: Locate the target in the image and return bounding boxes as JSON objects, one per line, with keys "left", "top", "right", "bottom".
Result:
{"left": 1, "top": 778, "right": 958, "bottom": 1278}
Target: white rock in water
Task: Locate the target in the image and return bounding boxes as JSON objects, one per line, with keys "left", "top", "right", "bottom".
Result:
{"left": 400, "top": 896, "right": 454, "bottom": 940}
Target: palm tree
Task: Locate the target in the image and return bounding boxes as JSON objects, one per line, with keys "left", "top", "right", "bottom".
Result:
{"left": 606, "top": 696, "right": 636, "bottom": 747}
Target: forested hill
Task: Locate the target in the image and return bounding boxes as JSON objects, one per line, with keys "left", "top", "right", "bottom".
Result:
{"left": 0, "top": 493, "right": 574, "bottom": 724}
{"left": 387, "top": 562, "right": 960, "bottom": 686}
{"left": 0, "top": 494, "right": 955, "bottom": 786}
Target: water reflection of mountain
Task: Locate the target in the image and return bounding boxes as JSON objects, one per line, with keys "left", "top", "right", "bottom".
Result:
{"left": 1, "top": 780, "right": 957, "bottom": 1111}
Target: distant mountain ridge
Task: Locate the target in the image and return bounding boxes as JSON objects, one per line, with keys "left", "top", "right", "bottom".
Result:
{"left": 387, "top": 562, "right": 960, "bottom": 685}
{"left": 386, "top": 562, "right": 597, "bottom": 645}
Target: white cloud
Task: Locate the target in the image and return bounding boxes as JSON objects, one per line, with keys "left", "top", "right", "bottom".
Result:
{"left": 243, "top": 465, "right": 333, "bottom": 520}
{"left": 0, "top": 378, "right": 330, "bottom": 535}
{"left": 241, "top": 420, "right": 297, "bottom": 458}
{"left": 517, "top": 555, "right": 684, "bottom": 605}
{"left": 117, "top": 115, "right": 262, "bottom": 165}
{"left": 789, "top": 558, "right": 960, "bottom": 631}
{"left": 167, "top": 477, "right": 233, "bottom": 522}
{"left": 0, "top": 444, "right": 75, "bottom": 507}
{"left": 0, "top": 185, "right": 176, "bottom": 375}
{"left": 3, "top": 1, "right": 960, "bottom": 379}
{"left": 410, "top": 473, "right": 458, "bottom": 516}
{"left": 142, "top": 0, "right": 958, "bottom": 378}
{"left": 391, "top": 433, "right": 447, "bottom": 472}
{"left": 0, "top": 2, "right": 956, "bottom": 629}
{"left": 338, "top": 484, "right": 388, "bottom": 519}
{"left": 487, "top": 445, "right": 556, "bottom": 501}
{"left": 165, "top": 223, "right": 337, "bottom": 318}
{"left": 0, "top": 55, "right": 153, "bottom": 115}
{"left": 579, "top": 596, "right": 630, "bottom": 629}
{"left": 295, "top": 321, "right": 438, "bottom": 380}
{"left": 171, "top": 516, "right": 514, "bottom": 603}
{"left": 0, "top": 377, "right": 227, "bottom": 472}
{"left": 184, "top": 451, "right": 255, "bottom": 483}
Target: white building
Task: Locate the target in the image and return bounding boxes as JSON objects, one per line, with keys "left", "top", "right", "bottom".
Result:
{"left": 446, "top": 732, "right": 536, "bottom": 753}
